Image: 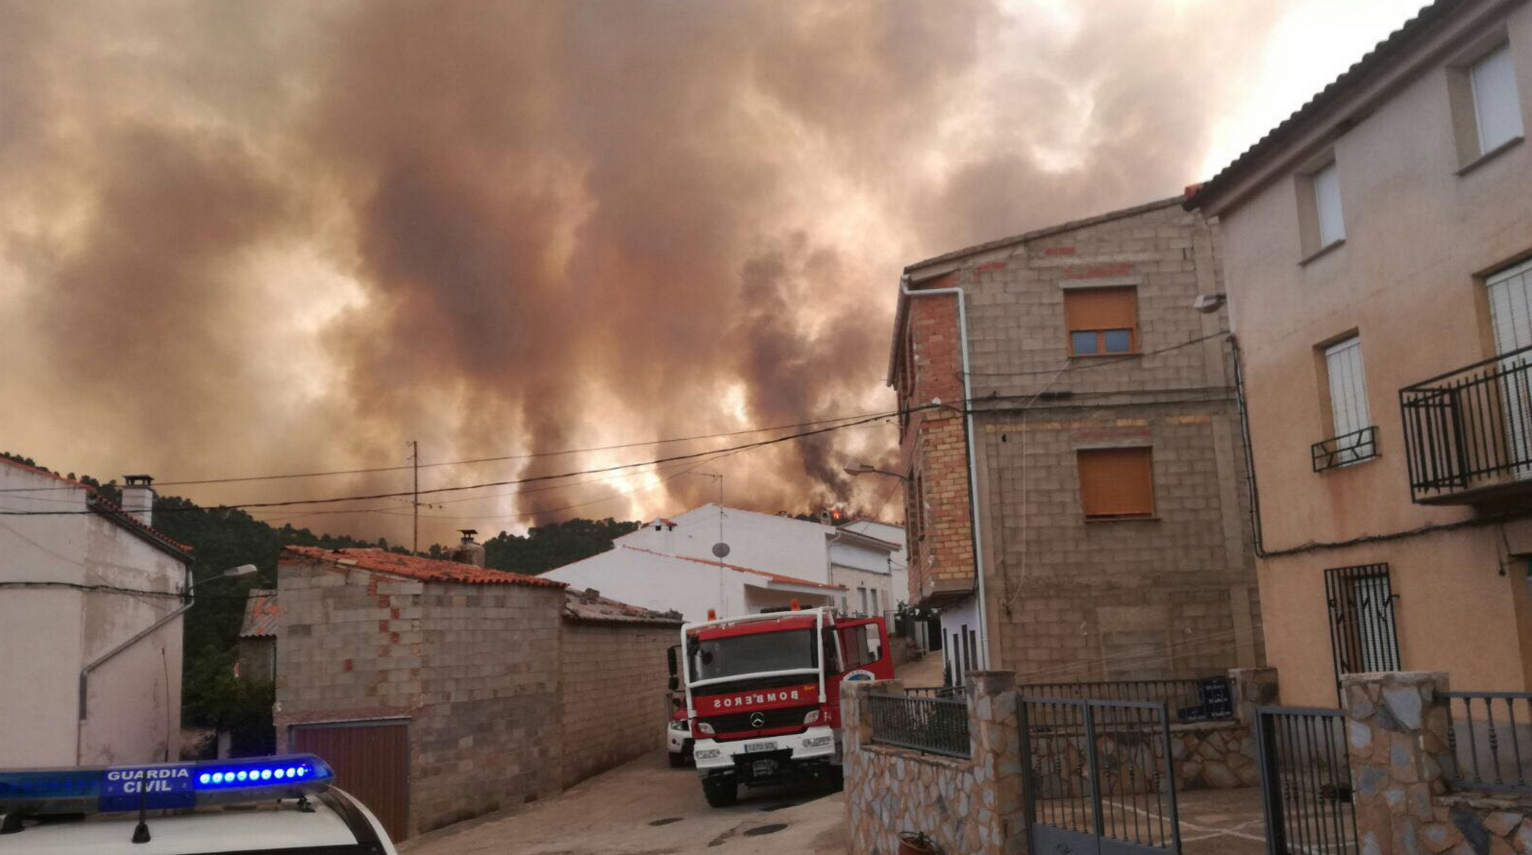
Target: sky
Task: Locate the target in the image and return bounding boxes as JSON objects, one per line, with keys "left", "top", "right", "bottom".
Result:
{"left": 0, "top": 0, "right": 1424, "bottom": 548}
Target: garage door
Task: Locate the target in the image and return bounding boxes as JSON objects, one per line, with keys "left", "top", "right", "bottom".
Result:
{"left": 291, "top": 719, "right": 409, "bottom": 841}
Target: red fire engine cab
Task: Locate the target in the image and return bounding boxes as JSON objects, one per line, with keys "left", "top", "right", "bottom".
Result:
{"left": 678, "top": 606, "right": 892, "bottom": 807}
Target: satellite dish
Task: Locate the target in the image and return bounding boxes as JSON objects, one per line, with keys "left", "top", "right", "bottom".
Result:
{"left": 712, "top": 542, "right": 731, "bottom": 559}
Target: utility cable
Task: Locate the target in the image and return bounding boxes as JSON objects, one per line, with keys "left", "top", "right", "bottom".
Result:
{"left": 0, "top": 409, "right": 918, "bottom": 518}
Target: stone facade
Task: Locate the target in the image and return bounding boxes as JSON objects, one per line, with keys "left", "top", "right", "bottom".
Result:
{"left": 1343, "top": 671, "right": 1532, "bottom": 855}
{"left": 892, "top": 199, "right": 1262, "bottom": 679}
{"left": 844, "top": 674, "right": 1024, "bottom": 855}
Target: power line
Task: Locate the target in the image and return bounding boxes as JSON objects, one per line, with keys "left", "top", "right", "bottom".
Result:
{"left": 0, "top": 409, "right": 915, "bottom": 517}
{"left": 965, "top": 330, "right": 1230, "bottom": 377}
{"left": 0, "top": 410, "right": 905, "bottom": 494}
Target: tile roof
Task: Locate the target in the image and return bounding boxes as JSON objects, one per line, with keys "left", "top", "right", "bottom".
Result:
{"left": 618, "top": 545, "right": 846, "bottom": 591}
{"left": 0, "top": 456, "right": 193, "bottom": 558}
{"left": 563, "top": 588, "right": 684, "bottom": 626}
{"left": 281, "top": 546, "right": 568, "bottom": 588}
{"left": 240, "top": 589, "right": 282, "bottom": 638}
{"left": 1186, "top": 0, "right": 1463, "bottom": 210}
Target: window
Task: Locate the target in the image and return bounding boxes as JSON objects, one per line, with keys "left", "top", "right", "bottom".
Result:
{"left": 871, "top": 589, "right": 881, "bottom": 616}
{"left": 1064, "top": 287, "right": 1139, "bottom": 356}
{"left": 1077, "top": 447, "right": 1155, "bottom": 519}
{"left": 1324, "top": 564, "right": 1400, "bottom": 702}
{"left": 1471, "top": 44, "right": 1524, "bottom": 155}
{"left": 839, "top": 623, "right": 880, "bottom": 669}
{"left": 1318, "top": 336, "right": 1375, "bottom": 467}
{"left": 858, "top": 587, "right": 868, "bottom": 616}
{"left": 1312, "top": 162, "right": 1345, "bottom": 248}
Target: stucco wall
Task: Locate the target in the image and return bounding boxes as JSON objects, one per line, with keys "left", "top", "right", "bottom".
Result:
{"left": 557, "top": 621, "right": 674, "bottom": 788}
{"left": 1210, "top": 2, "right": 1532, "bottom": 704}
{"left": 0, "top": 463, "right": 186, "bottom": 767}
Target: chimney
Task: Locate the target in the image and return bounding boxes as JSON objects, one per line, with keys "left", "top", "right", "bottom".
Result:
{"left": 121, "top": 475, "right": 155, "bottom": 527}
{"left": 451, "top": 529, "right": 486, "bottom": 568}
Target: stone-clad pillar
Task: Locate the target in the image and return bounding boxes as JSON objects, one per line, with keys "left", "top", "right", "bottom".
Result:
{"left": 1342, "top": 672, "right": 1454, "bottom": 855}
{"left": 1229, "top": 667, "right": 1279, "bottom": 725}
{"left": 966, "top": 671, "right": 1025, "bottom": 855}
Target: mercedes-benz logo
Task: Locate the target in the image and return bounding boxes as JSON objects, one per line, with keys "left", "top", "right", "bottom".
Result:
{"left": 750, "top": 713, "right": 766, "bottom": 729}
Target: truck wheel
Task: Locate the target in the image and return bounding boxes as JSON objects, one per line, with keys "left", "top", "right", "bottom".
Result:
{"left": 702, "top": 777, "right": 738, "bottom": 808}
{"left": 668, "top": 752, "right": 687, "bottom": 768}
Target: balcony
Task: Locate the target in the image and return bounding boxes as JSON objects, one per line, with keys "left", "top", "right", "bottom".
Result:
{"left": 1400, "top": 345, "right": 1532, "bottom": 504}
{"left": 1312, "top": 426, "right": 1379, "bottom": 472}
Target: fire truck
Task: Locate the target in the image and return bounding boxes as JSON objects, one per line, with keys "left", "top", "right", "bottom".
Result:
{"left": 676, "top": 606, "right": 893, "bottom": 807}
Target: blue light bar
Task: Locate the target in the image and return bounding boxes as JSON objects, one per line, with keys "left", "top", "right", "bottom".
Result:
{"left": 0, "top": 754, "right": 334, "bottom": 817}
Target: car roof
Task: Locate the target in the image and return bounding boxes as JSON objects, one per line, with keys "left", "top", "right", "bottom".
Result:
{"left": 0, "top": 789, "right": 374, "bottom": 854}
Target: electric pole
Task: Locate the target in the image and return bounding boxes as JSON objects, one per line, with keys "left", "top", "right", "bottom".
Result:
{"left": 410, "top": 440, "right": 419, "bottom": 555}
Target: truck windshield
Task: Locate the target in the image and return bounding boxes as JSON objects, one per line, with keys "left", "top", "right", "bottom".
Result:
{"left": 689, "top": 628, "right": 817, "bottom": 683}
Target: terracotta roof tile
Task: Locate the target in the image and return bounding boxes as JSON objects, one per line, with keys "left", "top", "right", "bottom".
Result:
{"left": 0, "top": 457, "right": 193, "bottom": 557}
{"left": 280, "top": 546, "right": 567, "bottom": 588}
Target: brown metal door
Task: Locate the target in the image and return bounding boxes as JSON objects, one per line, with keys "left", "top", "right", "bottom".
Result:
{"left": 291, "top": 720, "right": 409, "bottom": 841}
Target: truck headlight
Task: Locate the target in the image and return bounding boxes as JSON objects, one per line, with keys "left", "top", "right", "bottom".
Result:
{"left": 803, "top": 709, "right": 821, "bottom": 725}
{"left": 696, "top": 721, "right": 714, "bottom": 735}
{"left": 694, "top": 749, "right": 722, "bottom": 761}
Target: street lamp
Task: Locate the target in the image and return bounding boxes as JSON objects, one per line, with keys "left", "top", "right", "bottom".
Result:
{"left": 843, "top": 463, "right": 909, "bottom": 483}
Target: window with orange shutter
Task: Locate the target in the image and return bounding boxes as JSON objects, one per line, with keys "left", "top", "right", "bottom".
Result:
{"left": 1063, "top": 287, "right": 1139, "bottom": 356}
{"left": 1077, "top": 447, "right": 1156, "bottom": 519}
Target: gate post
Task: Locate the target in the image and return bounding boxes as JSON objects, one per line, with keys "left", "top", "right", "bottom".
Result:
{"left": 1341, "top": 672, "right": 1454, "bottom": 855}
{"left": 965, "top": 671, "right": 1025, "bottom": 854}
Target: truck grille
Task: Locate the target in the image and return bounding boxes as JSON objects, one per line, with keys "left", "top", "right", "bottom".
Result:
{"left": 702, "top": 705, "right": 814, "bottom": 737}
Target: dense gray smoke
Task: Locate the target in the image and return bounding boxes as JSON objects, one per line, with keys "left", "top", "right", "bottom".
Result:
{"left": 0, "top": 0, "right": 1281, "bottom": 543}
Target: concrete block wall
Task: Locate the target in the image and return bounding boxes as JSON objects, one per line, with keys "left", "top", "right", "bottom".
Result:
{"left": 557, "top": 622, "right": 674, "bottom": 788}
{"left": 894, "top": 199, "right": 1260, "bottom": 681}
{"left": 978, "top": 402, "right": 1261, "bottom": 680}
{"left": 275, "top": 559, "right": 566, "bottom": 837}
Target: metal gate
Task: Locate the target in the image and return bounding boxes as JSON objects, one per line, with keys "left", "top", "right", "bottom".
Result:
{"left": 1020, "top": 697, "right": 1182, "bottom": 854}
{"left": 291, "top": 719, "right": 410, "bottom": 841}
{"left": 1256, "top": 706, "right": 1358, "bottom": 855}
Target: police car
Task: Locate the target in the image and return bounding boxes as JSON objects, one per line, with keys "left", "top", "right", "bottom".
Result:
{"left": 0, "top": 754, "right": 397, "bottom": 854}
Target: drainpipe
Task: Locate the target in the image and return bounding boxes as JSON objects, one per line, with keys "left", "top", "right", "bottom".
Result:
{"left": 900, "top": 274, "right": 991, "bottom": 670}
{"left": 76, "top": 566, "right": 193, "bottom": 763}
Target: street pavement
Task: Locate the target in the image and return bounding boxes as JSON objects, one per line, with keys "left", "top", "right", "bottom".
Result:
{"left": 399, "top": 750, "right": 845, "bottom": 855}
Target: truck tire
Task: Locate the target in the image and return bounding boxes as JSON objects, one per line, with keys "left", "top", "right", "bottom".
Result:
{"left": 668, "top": 751, "right": 687, "bottom": 768}
{"left": 702, "top": 777, "right": 738, "bottom": 808}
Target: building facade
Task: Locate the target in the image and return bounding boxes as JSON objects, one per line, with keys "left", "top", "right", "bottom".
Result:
{"left": 1188, "top": 0, "right": 1532, "bottom": 706}
{"left": 545, "top": 504, "right": 898, "bottom": 620}
{"left": 0, "top": 461, "right": 192, "bottom": 766}
{"left": 275, "top": 546, "right": 681, "bottom": 840}
{"left": 542, "top": 543, "right": 844, "bottom": 621}
{"left": 890, "top": 198, "right": 1263, "bottom": 685}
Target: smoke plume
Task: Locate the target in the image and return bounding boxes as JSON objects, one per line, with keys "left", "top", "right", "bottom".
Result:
{"left": 0, "top": 0, "right": 1286, "bottom": 545}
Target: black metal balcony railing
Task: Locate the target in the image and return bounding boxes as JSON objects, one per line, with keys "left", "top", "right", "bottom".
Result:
{"left": 1312, "top": 426, "right": 1379, "bottom": 472}
{"left": 1400, "top": 344, "right": 1532, "bottom": 502}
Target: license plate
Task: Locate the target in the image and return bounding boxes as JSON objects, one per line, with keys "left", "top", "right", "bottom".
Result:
{"left": 744, "top": 741, "right": 777, "bottom": 753}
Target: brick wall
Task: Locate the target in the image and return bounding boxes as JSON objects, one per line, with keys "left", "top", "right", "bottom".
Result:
{"left": 557, "top": 621, "right": 674, "bottom": 788}
{"left": 275, "top": 559, "right": 566, "bottom": 837}
{"left": 898, "top": 281, "right": 975, "bottom": 606}
{"left": 895, "top": 199, "right": 1261, "bottom": 679}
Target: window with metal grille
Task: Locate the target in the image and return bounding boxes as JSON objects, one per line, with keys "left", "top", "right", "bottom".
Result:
{"left": 1314, "top": 336, "right": 1377, "bottom": 469}
{"left": 1324, "top": 564, "right": 1400, "bottom": 700}
{"left": 1063, "top": 287, "right": 1139, "bottom": 356}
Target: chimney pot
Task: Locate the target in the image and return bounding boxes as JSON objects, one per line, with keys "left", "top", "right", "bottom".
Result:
{"left": 451, "top": 529, "right": 485, "bottom": 568}
{"left": 120, "top": 475, "right": 156, "bottom": 528}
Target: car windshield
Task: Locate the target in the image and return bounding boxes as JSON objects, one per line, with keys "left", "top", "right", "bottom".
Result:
{"left": 689, "top": 628, "right": 817, "bottom": 682}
